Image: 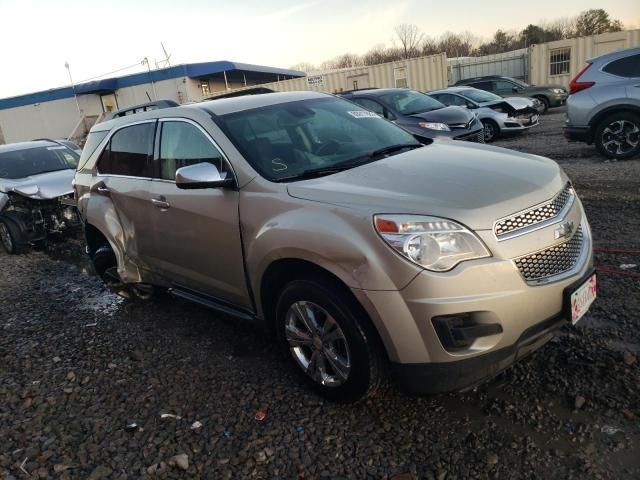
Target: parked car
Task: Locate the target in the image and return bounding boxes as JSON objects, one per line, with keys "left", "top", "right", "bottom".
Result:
{"left": 339, "top": 88, "right": 484, "bottom": 142}
{"left": 0, "top": 140, "right": 81, "bottom": 253}
{"left": 455, "top": 76, "right": 568, "bottom": 113}
{"left": 427, "top": 87, "right": 541, "bottom": 142}
{"left": 75, "top": 93, "right": 596, "bottom": 402}
{"left": 564, "top": 47, "right": 640, "bottom": 160}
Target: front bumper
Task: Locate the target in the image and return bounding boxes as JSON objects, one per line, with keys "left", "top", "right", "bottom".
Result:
{"left": 352, "top": 205, "right": 593, "bottom": 393}
{"left": 499, "top": 116, "right": 539, "bottom": 133}
{"left": 548, "top": 93, "right": 568, "bottom": 107}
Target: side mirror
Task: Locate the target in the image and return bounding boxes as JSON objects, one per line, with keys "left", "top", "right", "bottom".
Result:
{"left": 384, "top": 109, "right": 396, "bottom": 121}
{"left": 175, "top": 162, "right": 234, "bottom": 189}
{"left": 467, "top": 102, "right": 478, "bottom": 109}
{"left": 512, "top": 86, "right": 520, "bottom": 93}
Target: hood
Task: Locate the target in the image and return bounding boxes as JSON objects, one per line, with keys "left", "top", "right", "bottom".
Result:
{"left": 0, "top": 169, "right": 75, "bottom": 200}
{"left": 479, "top": 97, "right": 533, "bottom": 110}
{"left": 409, "top": 105, "right": 474, "bottom": 126}
{"left": 287, "top": 142, "right": 565, "bottom": 230}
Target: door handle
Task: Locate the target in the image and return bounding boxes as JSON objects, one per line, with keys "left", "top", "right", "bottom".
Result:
{"left": 91, "top": 182, "right": 110, "bottom": 195}
{"left": 151, "top": 198, "right": 171, "bottom": 209}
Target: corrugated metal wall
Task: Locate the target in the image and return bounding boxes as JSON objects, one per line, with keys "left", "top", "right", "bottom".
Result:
{"left": 529, "top": 29, "right": 640, "bottom": 87}
{"left": 448, "top": 49, "right": 528, "bottom": 85}
{"left": 208, "top": 53, "right": 448, "bottom": 96}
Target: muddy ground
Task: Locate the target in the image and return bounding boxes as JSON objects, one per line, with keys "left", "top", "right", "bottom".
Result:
{"left": 1, "top": 108, "right": 639, "bottom": 479}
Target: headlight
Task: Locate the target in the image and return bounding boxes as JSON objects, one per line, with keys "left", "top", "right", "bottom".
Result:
{"left": 374, "top": 215, "right": 491, "bottom": 271}
{"left": 418, "top": 122, "right": 450, "bottom": 131}
{"left": 552, "top": 88, "right": 565, "bottom": 94}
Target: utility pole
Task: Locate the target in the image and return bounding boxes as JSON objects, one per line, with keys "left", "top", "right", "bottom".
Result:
{"left": 142, "top": 57, "right": 158, "bottom": 100}
{"left": 64, "top": 61, "right": 82, "bottom": 118}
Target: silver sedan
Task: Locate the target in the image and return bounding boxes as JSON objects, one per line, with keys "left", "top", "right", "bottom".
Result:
{"left": 427, "top": 87, "right": 542, "bottom": 142}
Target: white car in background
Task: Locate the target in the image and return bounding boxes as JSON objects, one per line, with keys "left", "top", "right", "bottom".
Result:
{"left": 427, "top": 87, "right": 542, "bottom": 142}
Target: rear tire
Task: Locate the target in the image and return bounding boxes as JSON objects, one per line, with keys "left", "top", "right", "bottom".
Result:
{"left": 0, "top": 218, "right": 25, "bottom": 254}
{"left": 481, "top": 119, "right": 499, "bottom": 142}
{"left": 275, "top": 277, "right": 384, "bottom": 403}
{"left": 594, "top": 112, "right": 640, "bottom": 160}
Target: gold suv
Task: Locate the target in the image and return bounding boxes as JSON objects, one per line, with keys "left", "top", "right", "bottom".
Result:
{"left": 74, "top": 92, "right": 596, "bottom": 402}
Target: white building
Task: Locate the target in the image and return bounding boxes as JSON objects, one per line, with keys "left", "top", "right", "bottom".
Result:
{"left": 0, "top": 61, "right": 303, "bottom": 145}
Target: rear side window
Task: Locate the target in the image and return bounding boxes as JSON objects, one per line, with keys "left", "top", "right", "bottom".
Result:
{"left": 470, "top": 81, "right": 493, "bottom": 91}
{"left": 433, "top": 93, "right": 467, "bottom": 107}
{"left": 97, "top": 123, "right": 155, "bottom": 177}
{"left": 77, "top": 130, "right": 108, "bottom": 170}
{"left": 603, "top": 54, "right": 640, "bottom": 78}
{"left": 158, "top": 121, "right": 225, "bottom": 181}
{"left": 351, "top": 98, "right": 385, "bottom": 116}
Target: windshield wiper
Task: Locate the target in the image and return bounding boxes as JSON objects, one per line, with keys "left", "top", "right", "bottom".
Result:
{"left": 273, "top": 143, "right": 422, "bottom": 182}
{"left": 365, "top": 143, "right": 423, "bottom": 159}
{"left": 273, "top": 165, "right": 354, "bottom": 183}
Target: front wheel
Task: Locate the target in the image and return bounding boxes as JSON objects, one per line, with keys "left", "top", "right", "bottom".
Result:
{"left": 0, "top": 219, "right": 24, "bottom": 254}
{"left": 595, "top": 113, "right": 640, "bottom": 160}
{"left": 276, "top": 278, "right": 383, "bottom": 402}
{"left": 534, "top": 96, "right": 549, "bottom": 114}
{"left": 481, "top": 120, "right": 499, "bottom": 143}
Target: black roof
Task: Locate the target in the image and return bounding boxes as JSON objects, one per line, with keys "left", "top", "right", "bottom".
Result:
{"left": 455, "top": 75, "right": 515, "bottom": 85}
{"left": 339, "top": 87, "right": 411, "bottom": 97}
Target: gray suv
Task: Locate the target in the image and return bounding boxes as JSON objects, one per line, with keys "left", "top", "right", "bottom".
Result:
{"left": 564, "top": 47, "right": 640, "bottom": 160}
{"left": 74, "top": 92, "right": 596, "bottom": 402}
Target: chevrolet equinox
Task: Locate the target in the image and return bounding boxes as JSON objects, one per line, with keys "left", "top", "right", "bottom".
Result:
{"left": 74, "top": 92, "right": 596, "bottom": 402}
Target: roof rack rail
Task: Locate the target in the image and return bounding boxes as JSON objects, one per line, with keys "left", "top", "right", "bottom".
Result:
{"left": 105, "top": 100, "right": 179, "bottom": 120}
{"left": 205, "top": 87, "right": 275, "bottom": 101}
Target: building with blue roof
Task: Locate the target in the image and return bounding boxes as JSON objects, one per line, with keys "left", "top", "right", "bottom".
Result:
{"left": 0, "top": 61, "right": 304, "bottom": 144}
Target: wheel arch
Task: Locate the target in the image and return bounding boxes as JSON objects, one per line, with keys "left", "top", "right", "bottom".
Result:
{"left": 589, "top": 105, "right": 640, "bottom": 129}
{"left": 259, "top": 257, "right": 392, "bottom": 360}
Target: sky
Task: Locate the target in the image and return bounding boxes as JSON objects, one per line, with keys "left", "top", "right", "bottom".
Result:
{"left": 0, "top": 0, "right": 638, "bottom": 98}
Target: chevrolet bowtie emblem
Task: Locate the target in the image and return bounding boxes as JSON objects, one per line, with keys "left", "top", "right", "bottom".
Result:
{"left": 554, "top": 220, "right": 574, "bottom": 240}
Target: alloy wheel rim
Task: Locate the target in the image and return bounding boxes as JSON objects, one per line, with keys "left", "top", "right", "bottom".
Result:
{"left": 602, "top": 120, "right": 639, "bottom": 156}
{"left": 0, "top": 223, "right": 13, "bottom": 251}
{"left": 484, "top": 123, "right": 495, "bottom": 141}
{"left": 285, "top": 300, "right": 351, "bottom": 387}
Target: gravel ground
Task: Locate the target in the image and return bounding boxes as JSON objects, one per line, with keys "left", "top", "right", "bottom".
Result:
{"left": 1, "top": 108, "right": 639, "bottom": 479}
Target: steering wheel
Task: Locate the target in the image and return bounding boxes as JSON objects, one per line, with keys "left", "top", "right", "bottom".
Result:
{"left": 315, "top": 140, "right": 343, "bottom": 156}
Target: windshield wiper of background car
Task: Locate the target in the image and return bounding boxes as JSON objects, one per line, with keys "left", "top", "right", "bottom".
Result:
{"left": 274, "top": 143, "right": 423, "bottom": 183}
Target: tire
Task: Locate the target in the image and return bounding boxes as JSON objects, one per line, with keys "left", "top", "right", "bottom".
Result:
{"left": 481, "top": 119, "right": 499, "bottom": 143}
{"left": 92, "top": 244, "right": 156, "bottom": 300}
{"left": 275, "top": 277, "right": 384, "bottom": 402}
{"left": 0, "top": 218, "right": 25, "bottom": 254}
{"left": 594, "top": 112, "right": 640, "bottom": 160}
{"left": 534, "top": 96, "right": 549, "bottom": 114}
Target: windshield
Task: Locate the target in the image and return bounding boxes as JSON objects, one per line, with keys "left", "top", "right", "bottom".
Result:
{"left": 378, "top": 90, "right": 445, "bottom": 115}
{"left": 511, "top": 78, "right": 530, "bottom": 88}
{"left": 460, "top": 89, "right": 503, "bottom": 103}
{"left": 219, "top": 97, "right": 421, "bottom": 181}
{"left": 0, "top": 145, "right": 79, "bottom": 179}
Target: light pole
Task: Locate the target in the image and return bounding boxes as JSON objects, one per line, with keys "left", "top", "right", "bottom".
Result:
{"left": 64, "top": 61, "right": 82, "bottom": 119}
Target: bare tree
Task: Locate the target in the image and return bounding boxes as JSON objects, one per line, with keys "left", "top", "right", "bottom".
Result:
{"left": 394, "top": 24, "right": 424, "bottom": 59}
{"left": 289, "top": 62, "right": 317, "bottom": 73}
{"left": 320, "top": 53, "right": 364, "bottom": 70}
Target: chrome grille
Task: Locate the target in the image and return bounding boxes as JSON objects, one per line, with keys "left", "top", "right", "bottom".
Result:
{"left": 495, "top": 184, "right": 573, "bottom": 237}
{"left": 514, "top": 225, "right": 584, "bottom": 282}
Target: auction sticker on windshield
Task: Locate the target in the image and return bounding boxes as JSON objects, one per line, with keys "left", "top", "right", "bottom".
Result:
{"left": 568, "top": 273, "right": 597, "bottom": 325}
{"left": 348, "top": 111, "right": 380, "bottom": 118}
